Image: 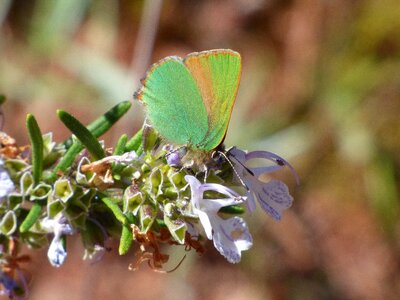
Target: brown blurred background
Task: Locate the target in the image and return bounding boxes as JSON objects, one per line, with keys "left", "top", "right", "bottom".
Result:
{"left": 1, "top": 0, "right": 400, "bottom": 299}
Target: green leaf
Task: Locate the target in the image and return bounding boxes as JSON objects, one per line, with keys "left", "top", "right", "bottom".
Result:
{"left": 63, "top": 101, "right": 132, "bottom": 148}
{"left": 125, "top": 127, "right": 143, "bottom": 153}
{"left": 52, "top": 101, "right": 131, "bottom": 178}
{"left": 57, "top": 110, "right": 105, "bottom": 161}
{"left": 26, "top": 114, "right": 44, "bottom": 184}
{"left": 19, "top": 203, "right": 42, "bottom": 233}
{"left": 101, "top": 197, "right": 127, "bottom": 225}
{"left": 113, "top": 134, "right": 128, "bottom": 155}
{"left": 119, "top": 225, "right": 133, "bottom": 255}
{"left": 51, "top": 143, "right": 83, "bottom": 178}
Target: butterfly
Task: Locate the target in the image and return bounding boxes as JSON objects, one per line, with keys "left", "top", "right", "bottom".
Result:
{"left": 135, "top": 49, "right": 241, "bottom": 168}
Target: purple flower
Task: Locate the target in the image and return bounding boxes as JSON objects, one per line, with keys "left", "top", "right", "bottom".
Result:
{"left": 0, "top": 159, "right": 14, "bottom": 201}
{"left": 166, "top": 151, "right": 181, "bottom": 167}
{"left": 0, "top": 271, "right": 17, "bottom": 298}
{"left": 228, "top": 147, "right": 298, "bottom": 220}
{"left": 41, "top": 214, "right": 73, "bottom": 267}
{"left": 185, "top": 175, "right": 253, "bottom": 263}
{"left": 165, "top": 146, "right": 187, "bottom": 167}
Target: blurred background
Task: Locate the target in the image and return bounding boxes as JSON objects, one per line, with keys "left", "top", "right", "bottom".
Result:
{"left": 1, "top": 0, "right": 400, "bottom": 299}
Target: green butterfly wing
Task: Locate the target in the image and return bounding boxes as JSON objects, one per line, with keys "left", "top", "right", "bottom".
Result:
{"left": 136, "top": 49, "right": 242, "bottom": 151}
{"left": 184, "top": 50, "right": 241, "bottom": 150}
{"left": 135, "top": 57, "right": 209, "bottom": 146}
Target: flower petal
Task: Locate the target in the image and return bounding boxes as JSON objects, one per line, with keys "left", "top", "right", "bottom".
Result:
{"left": 47, "top": 237, "right": 68, "bottom": 267}
{"left": 246, "top": 190, "right": 257, "bottom": 213}
{"left": 185, "top": 175, "right": 202, "bottom": 208}
{"left": 255, "top": 180, "right": 293, "bottom": 220}
{"left": 197, "top": 210, "right": 213, "bottom": 240}
{"left": 229, "top": 146, "right": 299, "bottom": 184}
{"left": 200, "top": 182, "right": 241, "bottom": 198}
{"left": 245, "top": 149, "right": 299, "bottom": 184}
{"left": 184, "top": 175, "right": 201, "bottom": 191}
{"left": 212, "top": 216, "right": 253, "bottom": 263}
{"left": 0, "top": 163, "right": 14, "bottom": 199}
{"left": 200, "top": 198, "right": 242, "bottom": 213}
{"left": 228, "top": 147, "right": 296, "bottom": 220}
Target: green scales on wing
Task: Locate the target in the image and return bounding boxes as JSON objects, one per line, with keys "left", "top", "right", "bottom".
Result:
{"left": 135, "top": 49, "right": 242, "bottom": 152}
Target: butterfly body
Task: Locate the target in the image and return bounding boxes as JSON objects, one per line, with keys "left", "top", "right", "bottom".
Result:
{"left": 135, "top": 49, "right": 242, "bottom": 169}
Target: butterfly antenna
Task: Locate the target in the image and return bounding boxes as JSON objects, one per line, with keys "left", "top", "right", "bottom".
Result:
{"left": 216, "top": 150, "right": 249, "bottom": 191}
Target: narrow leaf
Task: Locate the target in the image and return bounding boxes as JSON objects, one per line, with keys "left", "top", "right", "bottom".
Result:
{"left": 101, "top": 197, "right": 127, "bottom": 225}
{"left": 63, "top": 101, "right": 131, "bottom": 148}
{"left": 51, "top": 101, "right": 131, "bottom": 178}
{"left": 26, "top": 114, "right": 43, "bottom": 184}
{"left": 113, "top": 134, "right": 128, "bottom": 155}
{"left": 51, "top": 143, "right": 83, "bottom": 178}
{"left": 125, "top": 127, "right": 143, "bottom": 153}
{"left": 20, "top": 203, "right": 42, "bottom": 233}
{"left": 57, "top": 110, "right": 105, "bottom": 161}
{"left": 119, "top": 225, "right": 133, "bottom": 255}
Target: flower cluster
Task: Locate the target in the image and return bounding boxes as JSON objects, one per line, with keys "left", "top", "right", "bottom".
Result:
{"left": 0, "top": 102, "right": 296, "bottom": 298}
